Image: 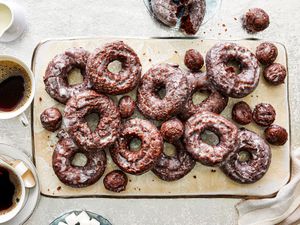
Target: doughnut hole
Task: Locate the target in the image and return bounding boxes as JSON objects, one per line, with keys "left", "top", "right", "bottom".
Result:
{"left": 84, "top": 112, "right": 100, "bottom": 132}
{"left": 71, "top": 153, "right": 88, "bottom": 167}
{"left": 238, "top": 149, "right": 252, "bottom": 162}
{"left": 108, "top": 60, "right": 122, "bottom": 74}
{"left": 200, "top": 130, "right": 220, "bottom": 146}
{"left": 129, "top": 137, "right": 142, "bottom": 152}
{"left": 163, "top": 142, "right": 176, "bottom": 157}
{"left": 67, "top": 68, "right": 84, "bottom": 85}
{"left": 192, "top": 90, "right": 210, "bottom": 105}
{"left": 225, "top": 58, "right": 242, "bottom": 75}
{"left": 157, "top": 84, "right": 167, "bottom": 99}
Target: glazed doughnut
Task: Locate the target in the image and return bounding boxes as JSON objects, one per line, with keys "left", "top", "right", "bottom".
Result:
{"left": 40, "top": 107, "right": 62, "bottom": 132}
{"left": 137, "top": 63, "right": 189, "bottom": 121}
{"left": 160, "top": 118, "right": 184, "bottom": 143}
{"left": 151, "top": 0, "right": 179, "bottom": 27}
{"left": 103, "top": 170, "right": 128, "bottom": 193}
{"left": 110, "top": 118, "right": 163, "bottom": 175}
{"left": 184, "top": 111, "right": 238, "bottom": 166}
{"left": 52, "top": 133, "right": 107, "bottom": 188}
{"left": 64, "top": 90, "right": 121, "bottom": 151}
{"left": 206, "top": 43, "right": 260, "bottom": 98}
{"left": 152, "top": 140, "right": 196, "bottom": 181}
{"left": 221, "top": 128, "right": 271, "bottom": 184}
{"left": 242, "top": 8, "right": 270, "bottom": 33}
{"left": 180, "top": 0, "right": 206, "bottom": 35}
{"left": 179, "top": 72, "right": 228, "bottom": 120}
{"left": 87, "top": 41, "right": 142, "bottom": 95}
{"left": 264, "top": 124, "right": 288, "bottom": 146}
{"left": 44, "top": 47, "right": 90, "bottom": 104}
{"left": 118, "top": 96, "right": 136, "bottom": 118}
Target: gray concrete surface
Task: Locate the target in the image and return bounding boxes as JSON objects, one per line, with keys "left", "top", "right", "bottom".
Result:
{"left": 0, "top": 0, "right": 299, "bottom": 224}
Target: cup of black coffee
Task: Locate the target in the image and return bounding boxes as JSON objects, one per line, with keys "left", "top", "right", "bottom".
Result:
{"left": 0, "top": 160, "right": 26, "bottom": 223}
{"left": 0, "top": 56, "right": 35, "bottom": 126}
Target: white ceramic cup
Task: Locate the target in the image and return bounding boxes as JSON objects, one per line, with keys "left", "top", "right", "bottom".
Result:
{"left": 0, "top": 56, "right": 35, "bottom": 126}
{"left": 0, "top": 0, "right": 26, "bottom": 42}
{"left": 0, "top": 160, "right": 26, "bottom": 224}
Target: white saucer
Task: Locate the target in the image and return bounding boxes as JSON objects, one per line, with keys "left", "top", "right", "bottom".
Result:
{"left": 0, "top": 143, "right": 40, "bottom": 225}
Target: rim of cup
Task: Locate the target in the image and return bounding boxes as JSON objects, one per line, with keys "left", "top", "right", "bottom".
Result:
{"left": 0, "top": 161, "right": 26, "bottom": 223}
{"left": 0, "top": 55, "right": 35, "bottom": 120}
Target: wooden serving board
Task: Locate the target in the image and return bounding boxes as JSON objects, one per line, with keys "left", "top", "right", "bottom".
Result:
{"left": 32, "top": 37, "right": 290, "bottom": 198}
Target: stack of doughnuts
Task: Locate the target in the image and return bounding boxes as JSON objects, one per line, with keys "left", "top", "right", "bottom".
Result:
{"left": 41, "top": 40, "right": 288, "bottom": 191}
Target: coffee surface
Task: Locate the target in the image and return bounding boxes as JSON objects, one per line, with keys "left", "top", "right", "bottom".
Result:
{"left": 0, "top": 166, "right": 15, "bottom": 213}
{"left": 0, "top": 61, "right": 31, "bottom": 112}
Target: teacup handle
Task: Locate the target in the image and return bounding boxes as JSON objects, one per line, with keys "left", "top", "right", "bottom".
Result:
{"left": 19, "top": 112, "right": 29, "bottom": 127}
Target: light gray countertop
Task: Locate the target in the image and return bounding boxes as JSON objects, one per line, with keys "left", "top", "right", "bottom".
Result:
{"left": 0, "top": 0, "right": 299, "bottom": 224}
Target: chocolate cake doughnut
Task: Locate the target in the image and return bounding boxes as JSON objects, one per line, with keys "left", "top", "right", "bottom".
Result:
{"left": 87, "top": 41, "right": 142, "bottom": 95}
{"left": 103, "top": 170, "right": 128, "bottom": 192}
{"left": 110, "top": 118, "right": 163, "bottom": 175}
{"left": 52, "top": 133, "right": 107, "bottom": 188}
{"left": 256, "top": 42, "right": 278, "bottom": 65}
{"left": 44, "top": 47, "right": 90, "bottom": 104}
{"left": 221, "top": 129, "right": 271, "bottom": 184}
{"left": 232, "top": 101, "right": 252, "bottom": 125}
{"left": 179, "top": 72, "right": 228, "bottom": 120}
{"left": 40, "top": 107, "right": 62, "bottom": 132}
{"left": 206, "top": 43, "right": 260, "bottom": 98}
{"left": 137, "top": 63, "right": 189, "bottom": 121}
{"left": 184, "top": 111, "right": 238, "bottom": 166}
{"left": 265, "top": 124, "right": 288, "bottom": 146}
{"left": 253, "top": 103, "right": 276, "bottom": 127}
{"left": 184, "top": 49, "right": 204, "bottom": 71}
{"left": 160, "top": 118, "right": 184, "bottom": 143}
{"left": 118, "top": 96, "right": 136, "bottom": 118}
{"left": 180, "top": 0, "right": 206, "bottom": 35}
{"left": 242, "top": 8, "right": 270, "bottom": 33}
{"left": 151, "top": 0, "right": 179, "bottom": 27}
{"left": 64, "top": 90, "right": 121, "bottom": 151}
{"left": 152, "top": 140, "right": 196, "bottom": 181}
{"left": 263, "top": 63, "right": 287, "bottom": 85}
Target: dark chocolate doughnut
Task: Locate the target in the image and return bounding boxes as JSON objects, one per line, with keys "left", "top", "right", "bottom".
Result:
{"left": 87, "top": 41, "right": 142, "bottom": 95}
{"left": 242, "top": 8, "right": 270, "bottom": 33}
{"left": 184, "top": 111, "right": 238, "bottom": 166}
{"left": 64, "top": 90, "right": 121, "bottom": 151}
{"left": 184, "top": 49, "right": 204, "bottom": 71}
{"left": 206, "top": 43, "right": 260, "bottom": 98}
{"left": 110, "top": 118, "right": 163, "bottom": 175}
{"left": 103, "top": 170, "right": 128, "bottom": 192}
{"left": 52, "top": 133, "right": 107, "bottom": 188}
{"left": 179, "top": 72, "right": 228, "bottom": 120}
{"left": 40, "top": 107, "right": 62, "bottom": 132}
{"left": 152, "top": 140, "right": 195, "bottom": 181}
{"left": 256, "top": 42, "right": 278, "bottom": 65}
{"left": 265, "top": 124, "right": 288, "bottom": 146}
{"left": 221, "top": 128, "right": 271, "bottom": 184}
{"left": 263, "top": 63, "right": 287, "bottom": 85}
{"left": 118, "top": 96, "right": 136, "bottom": 118}
{"left": 151, "top": 0, "right": 179, "bottom": 27}
{"left": 160, "top": 118, "right": 184, "bottom": 143}
{"left": 44, "top": 47, "right": 90, "bottom": 104}
{"left": 180, "top": 0, "right": 206, "bottom": 35}
{"left": 137, "top": 63, "right": 189, "bottom": 121}
{"left": 232, "top": 101, "right": 252, "bottom": 125}
{"left": 253, "top": 103, "right": 276, "bottom": 127}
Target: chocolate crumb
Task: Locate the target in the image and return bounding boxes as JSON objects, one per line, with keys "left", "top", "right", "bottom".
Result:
{"left": 149, "top": 58, "right": 152, "bottom": 62}
{"left": 57, "top": 186, "right": 61, "bottom": 191}
{"left": 211, "top": 169, "right": 216, "bottom": 173}
{"left": 174, "top": 50, "right": 178, "bottom": 54}
{"left": 39, "top": 97, "right": 42, "bottom": 102}
{"left": 193, "top": 175, "right": 197, "bottom": 179}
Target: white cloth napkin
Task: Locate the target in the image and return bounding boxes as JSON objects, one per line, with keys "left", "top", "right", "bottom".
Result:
{"left": 236, "top": 148, "right": 300, "bottom": 225}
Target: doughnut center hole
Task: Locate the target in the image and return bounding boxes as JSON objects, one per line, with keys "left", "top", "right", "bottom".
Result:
{"left": 163, "top": 142, "right": 176, "bottom": 157}
{"left": 238, "top": 150, "right": 251, "bottom": 162}
{"left": 129, "top": 138, "right": 142, "bottom": 152}
{"left": 156, "top": 84, "right": 166, "bottom": 99}
{"left": 192, "top": 90, "right": 210, "bottom": 105}
{"left": 108, "top": 60, "right": 122, "bottom": 74}
{"left": 71, "top": 153, "right": 88, "bottom": 167}
{"left": 84, "top": 112, "right": 100, "bottom": 132}
{"left": 225, "top": 59, "right": 242, "bottom": 75}
{"left": 200, "top": 130, "right": 220, "bottom": 146}
{"left": 68, "top": 68, "right": 84, "bottom": 85}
